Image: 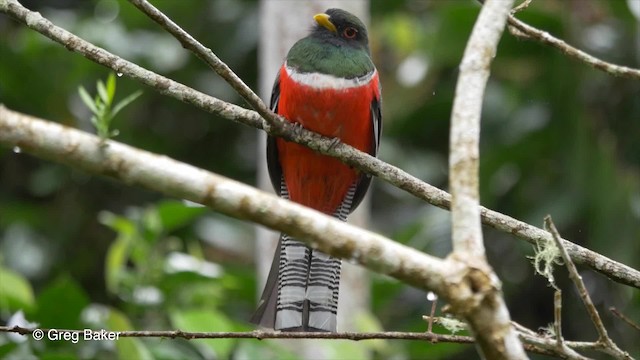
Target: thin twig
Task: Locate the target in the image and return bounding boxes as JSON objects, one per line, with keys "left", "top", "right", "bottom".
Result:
{"left": 427, "top": 296, "right": 438, "bottom": 333}
{"left": 553, "top": 290, "right": 563, "bottom": 348}
{"left": 482, "top": 207, "right": 639, "bottom": 289}
{"left": 494, "top": 0, "right": 640, "bottom": 79}
{"left": 518, "top": 332, "right": 592, "bottom": 360}
{"left": 0, "top": 0, "right": 264, "bottom": 128}
{"left": 544, "top": 216, "right": 631, "bottom": 360}
{"left": 0, "top": 326, "right": 474, "bottom": 342}
{"left": 507, "top": 15, "right": 640, "bottom": 80}
{"left": 0, "top": 0, "right": 638, "bottom": 291}
{"left": 0, "top": 326, "right": 591, "bottom": 357}
{"left": 511, "top": 0, "right": 532, "bottom": 14}
{"left": 544, "top": 217, "right": 607, "bottom": 339}
{"left": 610, "top": 307, "right": 640, "bottom": 332}
{"left": 125, "top": 0, "right": 282, "bottom": 133}
{"left": 511, "top": 321, "right": 602, "bottom": 351}
{"left": 512, "top": 321, "right": 538, "bottom": 337}
{"left": 549, "top": 290, "right": 588, "bottom": 359}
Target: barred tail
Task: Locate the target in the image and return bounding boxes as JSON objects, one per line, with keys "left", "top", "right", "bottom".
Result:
{"left": 251, "top": 181, "right": 355, "bottom": 332}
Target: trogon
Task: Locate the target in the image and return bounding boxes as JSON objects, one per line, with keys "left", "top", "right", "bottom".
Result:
{"left": 251, "top": 8, "right": 381, "bottom": 332}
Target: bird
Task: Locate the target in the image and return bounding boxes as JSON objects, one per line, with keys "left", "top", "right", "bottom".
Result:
{"left": 251, "top": 8, "right": 381, "bottom": 332}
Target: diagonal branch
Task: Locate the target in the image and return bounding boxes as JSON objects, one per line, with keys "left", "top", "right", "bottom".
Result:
{"left": 544, "top": 216, "right": 631, "bottom": 359}
{"left": 0, "top": 0, "right": 264, "bottom": 129}
{"left": 1, "top": 108, "right": 626, "bottom": 359}
{"left": 3, "top": 106, "right": 529, "bottom": 355}
{"left": 0, "top": 0, "right": 638, "bottom": 290}
{"left": 125, "top": 0, "right": 283, "bottom": 132}
{"left": 0, "top": 105, "right": 453, "bottom": 297}
{"left": 610, "top": 307, "right": 640, "bottom": 332}
{"left": 507, "top": 14, "right": 640, "bottom": 80}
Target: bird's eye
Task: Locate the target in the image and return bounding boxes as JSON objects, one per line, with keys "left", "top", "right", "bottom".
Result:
{"left": 343, "top": 27, "right": 357, "bottom": 39}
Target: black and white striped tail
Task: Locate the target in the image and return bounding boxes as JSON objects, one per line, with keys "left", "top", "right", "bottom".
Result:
{"left": 251, "top": 179, "right": 355, "bottom": 332}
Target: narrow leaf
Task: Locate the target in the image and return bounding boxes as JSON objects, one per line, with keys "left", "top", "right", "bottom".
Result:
{"left": 90, "top": 115, "right": 99, "bottom": 129}
{"left": 111, "top": 90, "right": 142, "bottom": 118}
{"left": 97, "top": 79, "right": 110, "bottom": 106}
{"left": 78, "top": 86, "right": 98, "bottom": 114}
{"left": 106, "top": 72, "right": 116, "bottom": 103}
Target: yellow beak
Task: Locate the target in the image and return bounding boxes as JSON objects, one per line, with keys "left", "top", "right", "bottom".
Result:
{"left": 313, "top": 13, "right": 337, "bottom": 33}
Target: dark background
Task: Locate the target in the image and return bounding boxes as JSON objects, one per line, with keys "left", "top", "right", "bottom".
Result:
{"left": 1, "top": 0, "right": 639, "bottom": 358}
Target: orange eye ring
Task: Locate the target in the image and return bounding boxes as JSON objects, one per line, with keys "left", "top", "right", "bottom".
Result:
{"left": 343, "top": 27, "right": 357, "bottom": 39}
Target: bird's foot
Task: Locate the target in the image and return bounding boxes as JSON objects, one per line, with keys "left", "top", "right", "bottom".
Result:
{"left": 290, "top": 122, "right": 305, "bottom": 137}
{"left": 327, "top": 137, "right": 341, "bottom": 151}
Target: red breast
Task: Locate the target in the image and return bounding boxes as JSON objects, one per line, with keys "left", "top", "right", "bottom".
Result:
{"left": 276, "top": 64, "right": 380, "bottom": 214}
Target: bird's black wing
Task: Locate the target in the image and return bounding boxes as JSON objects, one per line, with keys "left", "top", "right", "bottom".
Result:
{"left": 350, "top": 88, "right": 382, "bottom": 213}
{"left": 266, "top": 70, "right": 283, "bottom": 195}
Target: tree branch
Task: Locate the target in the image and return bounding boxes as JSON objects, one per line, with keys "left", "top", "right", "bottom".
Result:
{"left": 0, "top": 325, "right": 574, "bottom": 356}
{"left": 0, "top": 105, "right": 457, "bottom": 298}
{"left": 447, "top": 0, "right": 526, "bottom": 358}
{"left": 0, "top": 326, "right": 474, "bottom": 342}
{"left": 6, "top": 105, "right": 627, "bottom": 359}
{"left": 480, "top": 208, "right": 640, "bottom": 288}
{"left": 507, "top": 13, "right": 640, "bottom": 80}
{"left": 0, "top": 0, "right": 264, "bottom": 129}
{"left": 544, "top": 216, "right": 631, "bottom": 359}
{"left": 610, "top": 307, "right": 640, "bottom": 332}
{"left": 125, "top": 0, "right": 283, "bottom": 133}
{"left": 0, "top": 0, "right": 638, "bottom": 290}
{"left": 450, "top": 0, "right": 508, "bottom": 258}
{"left": 0, "top": 324, "right": 614, "bottom": 358}
{"left": 1, "top": 1, "right": 637, "bottom": 357}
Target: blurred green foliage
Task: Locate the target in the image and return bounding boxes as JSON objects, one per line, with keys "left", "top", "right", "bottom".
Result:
{"left": 1, "top": 0, "right": 639, "bottom": 359}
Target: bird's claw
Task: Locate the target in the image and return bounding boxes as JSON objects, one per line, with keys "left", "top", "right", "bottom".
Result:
{"left": 328, "top": 137, "right": 341, "bottom": 151}
{"left": 291, "top": 122, "right": 304, "bottom": 137}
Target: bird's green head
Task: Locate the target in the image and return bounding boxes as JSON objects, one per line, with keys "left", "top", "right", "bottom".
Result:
{"left": 286, "top": 8, "right": 374, "bottom": 78}
{"left": 311, "top": 8, "right": 370, "bottom": 55}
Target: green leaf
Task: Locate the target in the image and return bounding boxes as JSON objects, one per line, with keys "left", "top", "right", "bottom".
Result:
{"left": 106, "top": 308, "right": 153, "bottom": 360}
{"left": 141, "top": 207, "right": 163, "bottom": 242}
{"left": 106, "top": 72, "right": 116, "bottom": 104}
{"left": 78, "top": 86, "right": 98, "bottom": 114}
{"left": 313, "top": 311, "right": 389, "bottom": 359}
{"left": 39, "top": 352, "right": 77, "bottom": 360}
{"left": 35, "top": 276, "right": 89, "bottom": 329}
{"left": 100, "top": 211, "right": 137, "bottom": 294}
{"left": 96, "top": 79, "right": 110, "bottom": 106}
{"left": 105, "top": 234, "right": 130, "bottom": 294}
{"left": 156, "top": 200, "right": 206, "bottom": 233}
{"left": 90, "top": 115, "right": 99, "bottom": 130}
{"left": 234, "top": 340, "right": 298, "bottom": 360}
{"left": 105, "top": 307, "right": 133, "bottom": 331}
{"left": 0, "top": 266, "right": 36, "bottom": 312}
{"left": 170, "top": 309, "right": 235, "bottom": 358}
{"left": 331, "top": 340, "right": 369, "bottom": 360}
{"left": 0, "top": 342, "right": 19, "bottom": 359}
{"left": 99, "top": 210, "right": 136, "bottom": 234}
{"left": 355, "top": 311, "right": 390, "bottom": 353}
{"left": 111, "top": 90, "right": 142, "bottom": 119}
